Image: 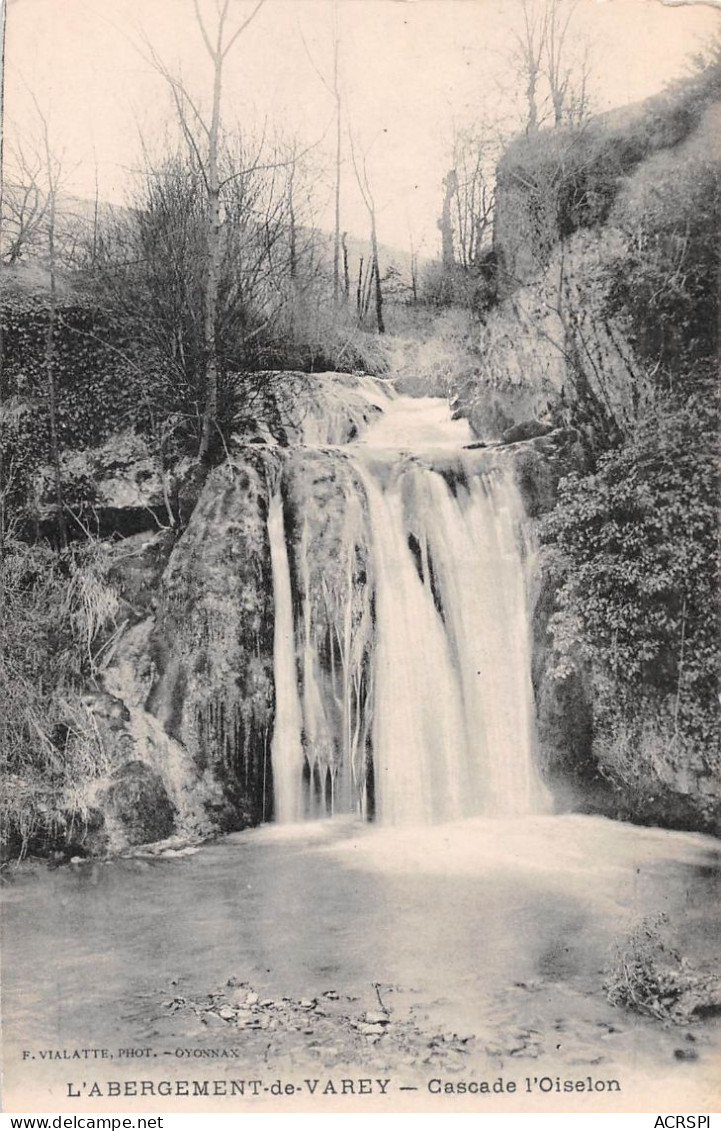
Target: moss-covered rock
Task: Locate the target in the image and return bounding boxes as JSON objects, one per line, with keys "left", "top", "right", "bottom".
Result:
{"left": 590, "top": 698, "right": 721, "bottom": 837}
{"left": 98, "top": 760, "right": 176, "bottom": 847}
{"left": 229, "top": 370, "right": 392, "bottom": 448}
{"left": 145, "top": 450, "right": 277, "bottom": 827}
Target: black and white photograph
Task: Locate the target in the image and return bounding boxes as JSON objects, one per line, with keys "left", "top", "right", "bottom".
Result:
{"left": 0, "top": 0, "right": 719, "bottom": 1115}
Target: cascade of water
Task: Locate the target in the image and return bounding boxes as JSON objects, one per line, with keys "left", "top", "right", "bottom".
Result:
{"left": 297, "top": 516, "right": 330, "bottom": 815}
{"left": 356, "top": 459, "right": 547, "bottom": 824}
{"left": 267, "top": 489, "right": 305, "bottom": 823}
{"left": 360, "top": 468, "right": 470, "bottom": 824}
{"left": 419, "top": 465, "right": 548, "bottom": 816}
{"left": 267, "top": 396, "right": 548, "bottom": 826}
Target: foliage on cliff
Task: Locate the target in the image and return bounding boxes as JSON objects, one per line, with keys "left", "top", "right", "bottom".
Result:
{"left": 543, "top": 381, "right": 719, "bottom": 752}
{"left": 494, "top": 49, "right": 721, "bottom": 291}
{"left": 606, "top": 127, "right": 720, "bottom": 381}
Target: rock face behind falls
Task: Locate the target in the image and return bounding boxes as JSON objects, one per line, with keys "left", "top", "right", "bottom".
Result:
{"left": 146, "top": 453, "right": 277, "bottom": 828}
{"left": 89, "top": 375, "right": 552, "bottom": 851}
{"left": 27, "top": 369, "right": 718, "bottom": 856}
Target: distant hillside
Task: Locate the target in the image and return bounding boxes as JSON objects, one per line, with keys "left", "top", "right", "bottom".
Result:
{"left": 1, "top": 183, "right": 433, "bottom": 303}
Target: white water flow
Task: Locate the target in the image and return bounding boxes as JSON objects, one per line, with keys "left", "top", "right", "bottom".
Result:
{"left": 268, "top": 395, "right": 548, "bottom": 825}
{"left": 356, "top": 396, "right": 548, "bottom": 823}
{"left": 267, "top": 489, "right": 304, "bottom": 823}
{"left": 358, "top": 459, "right": 547, "bottom": 824}
{"left": 424, "top": 470, "right": 544, "bottom": 815}
{"left": 361, "top": 471, "right": 469, "bottom": 824}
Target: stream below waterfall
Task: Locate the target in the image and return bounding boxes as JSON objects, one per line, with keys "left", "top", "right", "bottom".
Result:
{"left": 2, "top": 394, "right": 720, "bottom": 1112}
{"left": 2, "top": 816, "right": 720, "bottom": 1110}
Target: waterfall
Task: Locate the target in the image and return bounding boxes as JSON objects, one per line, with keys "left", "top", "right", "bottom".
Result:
{"left": 267, "top": 396, "right": 548, "bottom": 826}
{"left": 267, "top": 489, "right": 304, "bottom": 823}
{"left": 361, "top": 461, "right": 547, "bottom": 823}
{"left": 360, "top": 469, "right": 469, "bottom": 824}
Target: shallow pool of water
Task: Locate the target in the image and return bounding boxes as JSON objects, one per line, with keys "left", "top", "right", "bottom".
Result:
{"left": 2, "top": 814, "right": 720, "bottom": 1111}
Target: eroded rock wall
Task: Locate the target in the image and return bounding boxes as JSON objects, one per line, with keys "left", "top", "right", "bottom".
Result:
{"left": 48, "top": 373, "right": 390, "bottom": 856}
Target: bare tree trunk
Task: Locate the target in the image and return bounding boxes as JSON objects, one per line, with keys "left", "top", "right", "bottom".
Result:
{"left": 370, "top": 219, "right": 384, "bottom": 334}
{"left": 356, "top": 256, "right": 364, "bottom": 316}
{"left": 151, "top": 0, "right": 266, "bottom": 464}
{"left": 198, "top": 49, "right": 223, "bottom": 463}
{"left": 92, "top": 159, "right": 99, "bottom": 267}
{"left": 373, "top": 259, "right": 384, "bottom": 333}
{"left": 299, "top": 3, "right": 342, "bottom": 304}
{"left": 332, "top": 95, "right": 341, "bottom": 301}
{"left": 40, "top": 118, "right": 68, "bottom": 549}
{"left": 439, "top": 169, "right": 457, "bottom": 271}
{"left": 288, "top": 159, "right": 297, "bottom": 282}
{"left": 349, "top": 127, "right": 384, "bottom": 332}
{"left": 526, "top": 71, "right": 539, "bottom": 132}
{"left": 341, "top": 231, "right": 350, "bottom": 301}
{"left": 544, "top": 0, "right": 573, "bottom": 126}
{"left": 361, "top": 256, "right": 373, "bottom": 322}
{"left": 331, "top": 16, "right": 342, "bottom": 305}
{"left": 518, "top": 0, "right": 546, "bottom": 134}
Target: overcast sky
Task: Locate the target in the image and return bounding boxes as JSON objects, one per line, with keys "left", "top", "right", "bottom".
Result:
{"left": 4, "top": 0, "right": 720, "bottom": 255}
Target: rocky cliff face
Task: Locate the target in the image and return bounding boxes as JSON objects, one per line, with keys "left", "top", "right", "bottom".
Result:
{"left": 471, "top": 69, "right": 721, "bottom": 837}
{"left": 493, "top": 74, "right": 721, "bottom": 298}
{"left": 455, "top": 226, "right": 645, "bottom": 443}
{"left": 461, "top": 65, "right": 721, "bottom": 448}
{"left": 142, "top": 451, "right": 278, "bottom": 829}
{"left": 11, "top": 372, "right": 392, "bottom": 859}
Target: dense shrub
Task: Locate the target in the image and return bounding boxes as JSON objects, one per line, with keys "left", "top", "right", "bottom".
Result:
{"left": 607, "top": 152, "right": 720, "bottom": 376}
{"left": 542, "top": 381, "right": 720, "bottom": 758}
{"left": 0, "top": 539, "right": 119, "bottom": 858}
{"left": 1, "top": 292, "right": 150, "bottom": 443}
{"left": 0, "top": 287, "right": 168, "bottom": 534}
{"left": 605, "top": 914, "right": 721, "bottom": 1024}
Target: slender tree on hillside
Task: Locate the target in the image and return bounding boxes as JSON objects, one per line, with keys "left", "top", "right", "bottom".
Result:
{"left": 450, "top": 125, "right": 496, "bottom": 270}
{"left": 439, "top": 168, "right": 458, "bottom": 271}
{"left": 409, "top": 234, "right": 419, "bottom": 305}
{"left": 330, "top": 7, "right": 342, "bottom": 305}
{"left": 299, "top": 2, "right": 343, "bottom": 305}
{"left": 147, "top": 0, "right": 266, "bottom": 462}
{"left": 543, "top": 0, "right": 593, "bottom": 125}
{"left": 34, "top": 102, "right": 68, "bottom": 548}
{"left": 341, "top": 231, "right": 350, "bottom": 301}
{"left": 511, "top": 0, "right": 593, "bottom": 132}
{"left": 515, "top": 0, "right": 546, "bottom": 133}
{"left": 349, "top": 130, "right": 384, "bottom": 334}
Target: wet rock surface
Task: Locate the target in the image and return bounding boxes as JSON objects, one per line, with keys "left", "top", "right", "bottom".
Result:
{"left": 155, "top": 972, "right": 720, "bottom": 1080}
{"left": 99, "top": 761, "right": 177, "bottom": 847}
